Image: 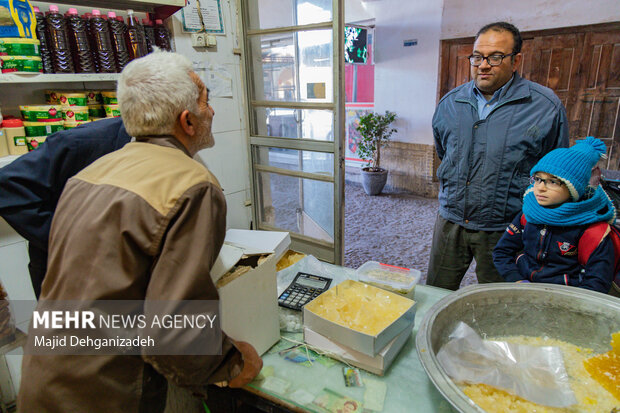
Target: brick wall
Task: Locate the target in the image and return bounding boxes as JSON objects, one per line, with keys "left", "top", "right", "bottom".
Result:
{"left": 345, "top": 141, "right": 440, "bottom": 198}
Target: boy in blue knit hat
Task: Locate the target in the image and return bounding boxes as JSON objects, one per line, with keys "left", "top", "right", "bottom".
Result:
{"left": 493, "top": 137, "right": 616, "bottom": 293}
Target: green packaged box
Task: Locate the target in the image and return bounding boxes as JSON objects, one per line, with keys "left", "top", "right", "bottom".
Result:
{"left": 0, "top": 55, "right": 42, "bottom": 73}
{"left": 0, "top": 37, "right": 40, "bottom": 56}
{"left": 19, "top": 105, "right": 62, "bottom": 121}
{"left": 23, "top": 120, "right": 64, "bottom": 136}
{"left": 88, "top": 104, "right": 105, "bottom": 118}
{"left": 101, "top": 91, "right": 117, "bottom": 105}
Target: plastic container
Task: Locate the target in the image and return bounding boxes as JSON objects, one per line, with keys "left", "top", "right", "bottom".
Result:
{"left": 124, "top": 9, "right": 147, "bottom": 60}
{"left": 136, "top": 16, "right": 149, "bottom": 56}
{"left": 89, "top": 10, "right": 116, "bottom": 73}
{"left": 2, "top": 118, "right": 28, "bottom": 155}
{"left": 0, "top": 129, "right": 8, "bottom": 157}
{"left": 104, "top": 104, "right": 121, "bottom": 118}
{"left": 19, "top": 105, "right": 62, "bottom": 121}
{"left": 45, "top": 89, "right": 60, "bottom": 104}
{"left": 58, "top": 91, "right": 87, "bottom": 107}
{"left": 142, "top": 18, "right": 156, "bottom": 53}
{"left": 23, "top": 120, "right": 64, "bottom": 136}
{"left": 62, "top": 106, "right": 89, "bottom": 122}
{"left": 101, "top": 90, "right": 117, "bottom": 104}
{"left": 34, "top": 7, "right": 54, "bottom": 73}
{"left": 0, "top": 38, "right": 40, "bottom": 56}
{"left": 356, "top": 261, "right": 421, "bottom": 299}
{"left": 82, "top": 13, "right": 99, "bottom": 73}
{"left": 0, "top": 55, "right": 42, "bottom": 73}
{"left": 154, "top": 19, "right": 172, "bottom": 52}
{"left": 63, "top": 120, "right": 90, "bottom": 129}
{"left": 85, "top": 89, "right": 103, "bottom": 104}
{"left": 46, "top": 4, "right": 75, "bottom": 73}
{"left": 87, "top": 104, "right": 105, "bottom": 118}
{"left": 66, "top": 8, "right": 95, "bottom": 73}
{"left": 26, "top": 136, "right": 46, "bottom": 151}
{"left": 107, "top": 12, "right": 130, "bottom": 71}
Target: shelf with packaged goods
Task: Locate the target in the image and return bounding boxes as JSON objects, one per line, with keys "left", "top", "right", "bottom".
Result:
{"left": 0, "top": 155, "right": 21, "bottom": 169}
{"left": 0, "top": 73, "right": 120, "bottom": 84}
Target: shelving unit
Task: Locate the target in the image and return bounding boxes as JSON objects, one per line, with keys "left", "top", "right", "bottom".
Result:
{"left": 0, "top": 73, "right": 120, "bottom": 84}
{"left": 34, "top": 0, "right": 185, "bottom": 20}
{"left": 0, "top": 156, "right": 20, "bottom": 169}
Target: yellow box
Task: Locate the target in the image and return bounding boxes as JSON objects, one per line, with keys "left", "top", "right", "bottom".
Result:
{"left": 0, "top": 0, "right": 36, "bottom": 38}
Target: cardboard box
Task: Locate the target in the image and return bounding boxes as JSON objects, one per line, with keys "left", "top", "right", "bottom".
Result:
{"left": 303, "top": 318, "right": 414, "bottom": 376}
{"left": 210, "top": 230, "right": 290, "bottom": 355}
{"left": 303, "top": 280, "right": 416, "bottom": 357}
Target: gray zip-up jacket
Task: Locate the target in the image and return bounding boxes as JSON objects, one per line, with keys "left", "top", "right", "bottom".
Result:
{"left": 433, "top": 73, "right": 569, "bottom": 231}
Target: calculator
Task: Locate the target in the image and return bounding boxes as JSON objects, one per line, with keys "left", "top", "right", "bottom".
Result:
{"left": 278, "top": 272, "right": 332, "bottom": 311}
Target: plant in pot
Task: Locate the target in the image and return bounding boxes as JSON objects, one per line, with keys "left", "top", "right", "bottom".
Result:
{"left": 355, "top": 110, "right": 397, "bottom": 195}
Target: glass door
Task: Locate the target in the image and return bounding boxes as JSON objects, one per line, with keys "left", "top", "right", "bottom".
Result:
{"left": 241, "top": 0, "right": 344, "bottom": 263}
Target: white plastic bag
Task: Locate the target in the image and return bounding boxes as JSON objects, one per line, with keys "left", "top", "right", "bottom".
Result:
{"left": 436, "top": 322, "right": 577, "bottom": 407}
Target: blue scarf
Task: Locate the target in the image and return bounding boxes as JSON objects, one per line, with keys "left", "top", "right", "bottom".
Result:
{"left": 522, "top": 185, "right": 616, "bottom": 226}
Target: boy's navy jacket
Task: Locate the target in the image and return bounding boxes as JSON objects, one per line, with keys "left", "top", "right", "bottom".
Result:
{"left": 493, "top": 212, "right": 614, "bottom": 293}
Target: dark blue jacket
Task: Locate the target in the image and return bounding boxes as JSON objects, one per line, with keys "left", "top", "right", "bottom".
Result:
{"left": 493, "top": 212, "right": 614, "bottom": 293}
{"left": 0, "top": 118, "right": 131, "bottom": 296}
{"left": 433, "top": 73, "right": 569, "bottom": 231}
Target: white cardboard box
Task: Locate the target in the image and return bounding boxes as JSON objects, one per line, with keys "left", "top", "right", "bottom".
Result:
{"left": 303, "top": 280, "right": 417, "bottom": 357}
{"left": 303, "top": 318, "right": 414, "bottom": 376}
{"left": 210, "top": 230, "right": 290, "bottom": 355}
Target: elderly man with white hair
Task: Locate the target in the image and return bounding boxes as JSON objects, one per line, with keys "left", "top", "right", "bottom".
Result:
{"left": 17, "top": 51, "right": 262, "bottom": 412}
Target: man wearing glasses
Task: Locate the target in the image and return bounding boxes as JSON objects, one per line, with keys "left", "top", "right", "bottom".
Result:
{"left": 427, "top": 22, "right": 569, "bottom": 290}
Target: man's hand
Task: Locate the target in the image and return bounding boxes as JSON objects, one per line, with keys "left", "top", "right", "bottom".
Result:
{"left": 228, "top": 340, "right": 263, "bottom": 388}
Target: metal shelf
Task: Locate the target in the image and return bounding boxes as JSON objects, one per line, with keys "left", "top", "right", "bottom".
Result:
{"left": 39, "top": 0, "right": 185, "bottom": 19}
{"left": 0, "top": 156, "right": 21, "bottom": 169}
{"left": 0, "top": 73, "right": 119, "bottom": 84}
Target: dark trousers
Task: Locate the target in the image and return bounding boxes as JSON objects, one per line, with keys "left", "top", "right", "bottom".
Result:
{"left": 27, "top": 243, "right": 47, "bottom": 299}
{"left": 426, "top": 214, "right": 505, "bottom": 290}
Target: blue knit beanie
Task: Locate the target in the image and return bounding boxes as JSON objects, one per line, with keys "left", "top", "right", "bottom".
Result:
{"left": 530, "top": 137, "right": 607, "bottom": 201}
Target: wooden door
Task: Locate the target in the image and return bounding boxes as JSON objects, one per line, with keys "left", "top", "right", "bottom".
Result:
{"left": 574, "top": 30, "right": 620, "bottom": 169}
{"left": 439, "top": 23, "right": 620, "bottom": 170}
{"left": 529, "top": 33, "right": 582, "bottom": 113}
{"left": 439, "top": 38, "right": 535, "bottom": 97}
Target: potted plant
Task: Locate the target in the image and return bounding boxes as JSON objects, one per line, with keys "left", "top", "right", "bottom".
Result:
{"left": 355, "top": 110, "right": 397, "bottom": 195}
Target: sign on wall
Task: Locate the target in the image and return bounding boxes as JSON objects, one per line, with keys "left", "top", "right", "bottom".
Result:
{"left": 182, "top": 0, "right": 225, "bottom": 34}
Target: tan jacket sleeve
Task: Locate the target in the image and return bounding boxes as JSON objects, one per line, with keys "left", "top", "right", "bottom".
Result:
{"left": 141, "top": 182, "right": 243, "bottom": 392}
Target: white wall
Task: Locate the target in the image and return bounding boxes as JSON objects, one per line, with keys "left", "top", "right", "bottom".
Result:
{"left": 372, "top": 0, "right": 444, "bottom": 145}
{"left": 170, "top": 2, "right": 252, "bottom": 230}
{"left": 368, "top": 0, "right": 620, "bottom": 147}
{"left": 345, "top": 0, "right": 375, "bottom": 24}
{"left": 442, "top": 0, "right": 620, "bottom": 39}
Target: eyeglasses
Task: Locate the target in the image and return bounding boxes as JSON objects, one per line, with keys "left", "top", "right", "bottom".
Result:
{"left": 468, "top": 52, "right": 517, "bottom": 67}
{"left": 530, "top": 175, "right": 565, "bottom": 190}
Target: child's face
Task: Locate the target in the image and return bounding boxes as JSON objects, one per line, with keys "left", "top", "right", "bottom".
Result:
{"left": 532, "top": 172, "right": 571, "bottom": 207}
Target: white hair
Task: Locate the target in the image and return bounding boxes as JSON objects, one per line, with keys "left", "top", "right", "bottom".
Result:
{"left": 117, "top": 51, "right": 199, "bottom": 137}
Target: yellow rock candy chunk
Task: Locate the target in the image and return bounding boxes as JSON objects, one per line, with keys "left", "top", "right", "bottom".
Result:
{"left": 583, "top": 331, "right": 620, "bottom": 401}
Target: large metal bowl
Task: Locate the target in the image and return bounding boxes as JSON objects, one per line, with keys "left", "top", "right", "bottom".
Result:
{"left": 416, "top": 283, "right": 620, "bottom": 413}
